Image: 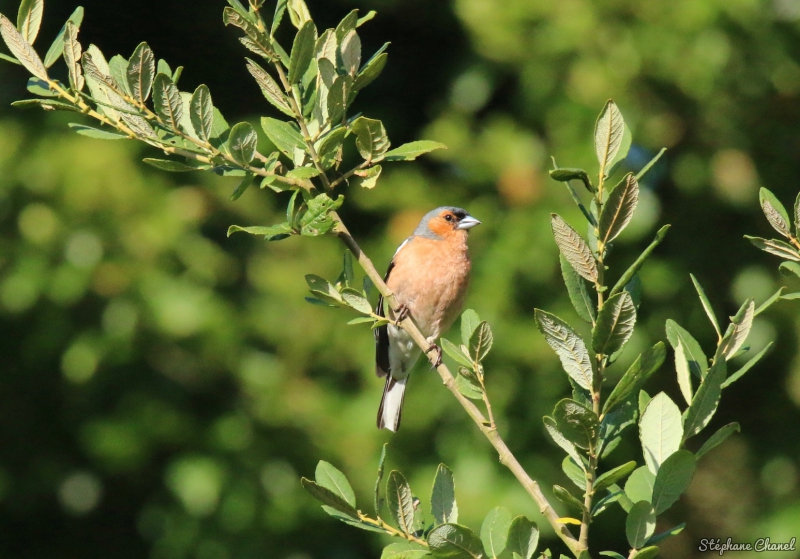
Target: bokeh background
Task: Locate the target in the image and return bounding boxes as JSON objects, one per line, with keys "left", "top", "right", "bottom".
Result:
{"left": 1, "top": 0, "right": 799, "bottom": 557}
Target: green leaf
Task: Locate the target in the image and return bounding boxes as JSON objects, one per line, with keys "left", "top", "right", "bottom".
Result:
{"left": 301, "top": 477, "right": 359, "bottom": 518}
{"left": 68, "top": 123, "right": 127, "bottom": 140}
{"left": 0, "top": 13, "right": 47, "bottom": 79}
{"left": 299, "top": 193, "right": 343, "bottom": 236}
{"left": 287, "top": 0, "right": 311, "bottom": 28}
{"left": 271, "top": 0, "right": 287, "bottom": 35}
{"left": 594, "top": 461, "right": 637, "bottom": 492}
{"left": 43, "top": 6, "right": 83, "bottom": 67}
{"left": 153, "top": 73, "right": 183, "bottom": 130}
{"left": 26, "top": 76, "right": 58, "bottom": 97}
{"left": 352, "top": 165, "right": 382, "bottom": 189}
{"left": 553, "top": 399, "right": 598, "bottom": 450}
{"left": 624, "top": 466, "right": 655, "bottom": 504}
{"left": 428, "top": 523, "right": 484, "bottom": 559}
{"left": 342, "top": 290, "right": 371, "bottom": 314}
{"left": 689, "top": 274, "right": 721, "bottom": 337}
{"left": 639, "top": 391, "right": 651, "bottom": 416}
{"left": 387, "top": 471, "right": 415, "bottom": 534}
{"left": 316, "top": 126, "right": 348, "bottom": 169}
{"left": 745, "top": 235, "right": 800, "bottom": 261}
{"left": 631, "top": 547, "right": 659, "bottom": 559}
{"left": 534, "top": 309, "right": 594, "bottom": 391}
{"left": 665, "top": 320, "right": 708, "bottom": 379}
{"left": 126, "top": 42, "right": 154, "bottom": 103}
{"left": 340, "top": 28, "right": 361, "bottom": 76}
{"left": 647, "top": 523, "right": 685, "bottom": 546}
{"left": 431, "top": 464, "right": 458, "bottom": 525}
{"left": 755, "top": 287, "right": 786, "bottom": 316}
{"left": 599, "top": 173, "right": 639, "bottom": 245}
{"left": 599, "top": 552, "right": 626, "bottom": 559}
{"left": 261, "top": 117, "right": 306, "bottom": 158}
{"left": 608, "top": 121, "right": 632, "bottom": 174}
{"left": 354, "top": 49, "right": 389, "bottom": 91}
{"left": 506, "top": 516, "right": 538, "bottom": 559}
{"left": 695, "top": 422, "right": 740, "bottom": 460}
{"left": 227, "top": 122, "right": 258, "bottom": 166}
{"left": 383, "top": 140, "right": 447, "bottom": 162}
{"left": 599, "top": 399, "right": 637, "bottom": 458}
{"left": 720, "top": 299, "right": 755, "bottom": 360}
{"left": 227, "top": 223, "right": 294, "bottom": 241}
{"left": 674, "top": 341, "right": 693, "bottom": 405}
{"left": 609, "top": 225, "right": 671, "bottom": 297}
{"left": 229, "top": 174, "right": 254, "bottom": 201}
{"left": 188, "top": 84, "right": 214, "bottom": 142}
{"left": 561, "top": 456, "right": 586, "bottom": 489}
{"left": 381, "top": 543, "right": 429, "bottom": 559}
{"left": 553, "top": 485, "right": 585, "bottom": 515}
{"left": 626, "top": 501, "right": 656, "bottom": 549}
{"left": 481, "top": 506, "right": 511, "bottom": 558}
{"left": 722, "top": 342, "right": 772, "bottom": 389}
{"left": 592, "top": 490, "right": 624, "bottom": 517}
{"left": 246, "top": 58, "right": 292, "bottom": 116}
{"left": 11, "top": 98, "right": 77, "bottom": 111}
{"left": 288, "top": 20, "right": 317, "bottom": 84}
{"left": 595, "top": 100, "right": 625, "bottom": 176}
{"left": 682, "top": 357, "right": 726, "bottom": 441}
{"left": 640, "top": 392, "right": 683, "bottom": 474}
{"left": 143, "top": 158, "right": 205, "bottom": 172}
{"left": 550, "top": 214, "right": 598, "bottom": 283}
{"left": 347, "top": 317, "right": 374, "bottom": 325}
{"left": 454, "top": 372, "right": 483, "bottom": 400}
{"left": 17, "top": 0, "right": 43, "bottom": 45}
{"left": 352, "top": 116, "right": 390, "bottom": 162}
{"left": 603, "top": 343, "right": 666, "bottom": 414}
{"left": 460, "top": 310, "right": 481, "bottom": 347}
{"left": 62, "top": 22, "right": 84, "bottom": 92}
{"left": 322, "top": 505, "right": 386, "bottom": 533}
{"left": 543, "top": 417, "right": 585, "bottom": 469}
{"left": 760, "top": 187, "right": 792, "bottom": 238}
{"left": 651, "top": 450, "right": 696, "bottom": 514}
{"left": 374, "top": 443, "right": 388, "bottom": 515}
{"left": 469, "top": 322, "right": 493, "bottom": 362}
{"left": 592, "top": 291, "right": 636, "bottom": 356}
{"left": 549, "top": 168, "right": 593, "bottom": 193}
{"left": 441, "top": 338, "right": 473, "bottom": 368}
{"left": 315, "top": 460, "right": 356, "bottom": 508}
{"left": 779, "top": 261, "right": 800, "bottom": 279}
{"left": 560, "top": 255, "right": 595, "bottom": 324}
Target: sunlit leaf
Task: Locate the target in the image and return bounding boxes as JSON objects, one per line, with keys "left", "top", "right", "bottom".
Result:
{"left": 0, "top": 13, "right": 47, "bottom": 80}
{"left": 759, "top": 187, "right": 792, "bottom": 238}
{"left": 535, "top": 309, "right": 593, "bottom": 391}
{"left": 650, "top": 450, "right": 695, "bottom": 514}
{"left": 626, "top": 501, "right": 655, "bottom": 549}
{"left": 640, "top": 392, "right": 682, "bottom": 474}
{"left": 550, "top": 214, "right": 597, "bottom": 283}
{"left": 592, "top": 291, "right": 636, "bottom": 356}
{"left": 480, "top": 506, "right": 511, "bottom": 558}
{"left": 599, "top": 173, "right": 638, "bottom": 245}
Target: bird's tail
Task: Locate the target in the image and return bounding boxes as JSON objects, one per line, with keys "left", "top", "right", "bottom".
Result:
{"left": 377, "top": 375, "right": 407, "bottom": 432}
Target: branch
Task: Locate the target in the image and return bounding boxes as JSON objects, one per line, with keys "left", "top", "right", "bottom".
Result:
{"left": 331, "top": 213, "right": 586, "bottom": 556}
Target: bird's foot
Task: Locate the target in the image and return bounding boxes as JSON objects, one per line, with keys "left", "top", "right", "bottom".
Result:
{"left": 394, "top": 304, "right": 410, "bottom": 323}
{"left": 425, "top": 342, "right": 443, "bottom": 368}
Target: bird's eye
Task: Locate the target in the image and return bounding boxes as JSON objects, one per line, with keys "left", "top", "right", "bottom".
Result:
{"left": 444, "top": 214, "right": 453, "bottom": 222}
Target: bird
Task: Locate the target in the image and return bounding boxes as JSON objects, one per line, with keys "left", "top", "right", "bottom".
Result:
{"left": 375, "top": 206, "right": 481, "bottom": 431}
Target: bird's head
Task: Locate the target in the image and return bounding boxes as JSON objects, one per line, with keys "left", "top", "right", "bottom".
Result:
{"left": 414, "top": 206, "right": 481, "bottom": 240}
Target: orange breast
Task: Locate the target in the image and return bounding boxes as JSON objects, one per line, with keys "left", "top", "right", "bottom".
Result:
{"left": 387, "top": 233, "right": 472, "bottom": 339}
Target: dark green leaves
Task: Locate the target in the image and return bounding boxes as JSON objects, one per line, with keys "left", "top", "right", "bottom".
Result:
{"left": 228, "top": 223, "right": 294, "bottom": 241}
{"left": 549, "top": 168, "right": 593, "bottom": 193}
{"left": 506, "top": 516, "right": 539, "bottom": 559}
{"left": 354, "top": 46, "right": 388, "bottom": 91}
{"left": 262, "top": 117, "right": 306, "bottom": 157}
{"left": 592, "top": 292, "right": 636, "bottom": 356}
{"left": 626, "top": 501, "right": 655, "bottom": 550}
{"left": 722, "top": 342, "right": 772, "bottom": 389}
{"left": 43, "top": 6, "right": 83, "bottom": 67}
{"left": 665, "top": 320, "right": 707, "bottom": 379}
{"left": 228, "top": 122, "right": 258, "bottom": 165}
{"left": 190, "top": 85, "right": 214, "bottom": 142}
{"left": 0, "top": 13, "right": 48, "bottom": 80}
{"left": 594, "top": 461, "right": 637, "bottom": 492}
{"left": 650, "top": 450, "right": 695, "bottom": 514}
{"left": 480, "top": 506, "right": 511, "bottom": 558}
{"left": 695, "top": 422, "right": 740, "bottom": 459}
{"left": 352, "top": 116, "right": 390, "bottom": 162}
{"left": 599, "top": 174, "right": 638, "bottom": 245}
{"left": 534, "top": 310, "right": 593, "bottom": 391}
{"left": 387, "top": 471, "right": 415, "bottom": 534}
{"left": 246, "top": 58, "right": 293, "bottom": 116}
{"left": 431, "top": 464, "right": 458, "bottom": 525}
{"left": 682, "top": 357, "right": 726, "bottom": 441}
{"left": 383, "top": 141, "right": 447, "bottom": 161}
{"left": 760, "top": 187, "right": 792, "bottom": 238}
{"left": 609, "top": 225, "right": 670, "bottom": 297}
{"left": 690, "top": 274, "right": 721, "bottom": 337}
{"left": 374, "top": 443, "right": 387, "bottom": 515}
{"left": 153, "top": 73, "right": 183, "bottom": 130}
{"left": 126, "top": 42, "right": 155, "bottom": 103}
{"left": 551, "top": 214, "right": 597, "bottom": 283}
{"left": 553, "top": 398, "right": 598, "bottom": 450}
{"left": 560, "top": 255, "right": 595, "bottom": 324}
{"left": 595, "top": 100, "right": 625, "bottom": 175}
{"left": 427, "top": 524, "right": 484, "bottom": 559}
{"left": 603, "top": 343, "right": 665, "bottom": 413}
{"left": 288, "top": 20, "right": 317, "bottom": 83}
{"left": 469, "top": 322, "right": 493, "bottom": 363}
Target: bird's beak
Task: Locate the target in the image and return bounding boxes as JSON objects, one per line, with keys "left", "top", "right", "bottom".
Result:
{"left": 457, "top": 216, "right": 481, "bottom": 230}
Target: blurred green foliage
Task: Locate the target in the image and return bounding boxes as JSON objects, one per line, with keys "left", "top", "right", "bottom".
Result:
{"left": 1, "top": 0, "right": 800, "bottom": 558}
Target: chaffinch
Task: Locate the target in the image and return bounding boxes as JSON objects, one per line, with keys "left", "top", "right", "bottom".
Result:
{"left": 375, "top": 206, "right": 481, "bottom": 431}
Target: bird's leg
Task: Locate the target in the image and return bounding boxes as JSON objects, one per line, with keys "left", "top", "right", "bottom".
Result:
{"left": 425, "top": 338, "right": 443, "bottom": 368}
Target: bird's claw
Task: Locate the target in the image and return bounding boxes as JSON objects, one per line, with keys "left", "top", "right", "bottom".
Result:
{"left": 426, "top": 343, "right": 443, "bottom": 368}
{"left": 395, "top": 304, "right": 410, "bottom": 323}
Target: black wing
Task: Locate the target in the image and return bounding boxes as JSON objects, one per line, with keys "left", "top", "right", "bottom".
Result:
{"left": 374, "top": 261, "right": 394, "bottom": 377}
